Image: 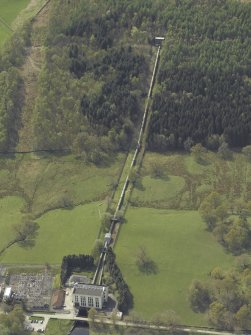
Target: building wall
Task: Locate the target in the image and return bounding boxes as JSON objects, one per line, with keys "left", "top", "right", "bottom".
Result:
{"left": 73, "top": 294, "right": 103, "bottom": 309}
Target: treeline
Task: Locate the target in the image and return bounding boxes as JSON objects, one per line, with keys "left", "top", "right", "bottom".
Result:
{"left": 60, "top": 254, "right": 94, "bottom": 285}
{"left": 106, "top": 247, "right": 133, "bottom": 313}
{"left": 149, "top": 0, "right": 251, "bottom": 151}
{"left": 189, "top": 256, "right": 251, "bottom": 330}
{"left": 0, "top": 22, "right": 31, "bottom": 151}
{"left": 199, "top": 192, "right": 251, "bottom": 255}
{"left": 192, "top": 191, "right": 251, "bottom": 329}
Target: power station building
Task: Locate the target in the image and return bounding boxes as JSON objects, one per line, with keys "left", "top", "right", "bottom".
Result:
{"left": 72, "top": 284, "right": 108, "bottom": 310}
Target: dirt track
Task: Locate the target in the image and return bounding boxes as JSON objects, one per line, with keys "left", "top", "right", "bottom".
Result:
{"left": 17, "top": 1, "right": 51, "bottom": 151}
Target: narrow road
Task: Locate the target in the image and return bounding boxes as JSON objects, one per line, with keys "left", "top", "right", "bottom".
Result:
{"left": 31, "top": 312, "right": 245, "bottom": 335}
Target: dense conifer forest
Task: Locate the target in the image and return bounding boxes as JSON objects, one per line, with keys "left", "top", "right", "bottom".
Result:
{"left": 149, "top": 0, "right": 251, "bottom": 151}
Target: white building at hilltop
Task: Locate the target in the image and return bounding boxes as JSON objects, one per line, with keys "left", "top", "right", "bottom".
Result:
{"left": 72, "top": 284, "right": 108, "bottom": 309}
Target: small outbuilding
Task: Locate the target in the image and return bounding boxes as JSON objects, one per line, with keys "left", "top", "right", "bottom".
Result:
{"left": 3, "top": 287, "right": 12, "bottom": 302}
{"left": 154, "top": 36, "right": 165, "bottom": 46}
{"left": 104, "top": 233, "right": 112, "bottom": 245}
{"left": 51, "top": 289, "right": 65, "bottom": 309}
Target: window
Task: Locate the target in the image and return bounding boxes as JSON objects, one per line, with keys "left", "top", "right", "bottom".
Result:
{"left": 75, "top": 295, "right": 79, "bottom": 303}
{"left": 80, "top": 296, "right": 86, "bottom": 307}
{"left": 88, "top": 296, "right": 93, "bottom": 307}
{"left": 95, "top": 298, "right": 100, "bottom": 309}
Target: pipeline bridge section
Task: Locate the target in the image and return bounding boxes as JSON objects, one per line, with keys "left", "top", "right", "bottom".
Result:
{"left": 92, "top": 45, "right": 161, "bottom": 285}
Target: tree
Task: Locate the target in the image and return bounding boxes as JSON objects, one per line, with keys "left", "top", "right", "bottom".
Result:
{"left": 188, "top": 280, "right": 211, "bottom": 312}
{"left": 208, "top": 301, "right": 233, "bottom": 330}
{"left": 0, "top": 305, "right": 31, "bottom": 335}
{"left": 129, "top": 167, "right": 139, "bottom": 184}
{"left": 12, "top": 220, "right": 39, "bottom": 248}
{"left": 88, "top": 307, "right": 98, "bottom": 329}
{"left": 91, "top": 239, "right": 103, "bottom": 264}
{"left": 190, "top": 144, "right": 207, "bottom": 163}
{"left": 135, "top": 246, "right": 157, "bottom": 274}
{"left": 224, "top": 218, "right": 250, "bottom": 254}
{"left": 242, "top": 145, "right": 251, "bottom": 161}
{"left": 235, "top": 305, "right": 251, "bottom": 329}
{"left": 199, "top": 192, "right": 227, "bottom": 231}
{"left": 101, "top": 212, "right": 112, "bottom": 233}
{"left": 149, "top": 161, "right": 166, "bottom": 178}
{"left": 218, "top": 142, "right": 232, "bottom": 160}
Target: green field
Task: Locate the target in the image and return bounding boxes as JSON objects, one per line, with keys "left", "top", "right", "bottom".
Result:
{"left": 0, "top": 196, "right": 24, "bottom": 252}
{"left": 0, "top": 0, "right": 30, "bottom": 46}
{"left": 0, "top": 153, "right": 124, "bottom": 217}
{"left": 132, "top": 151, "right": 251, "bottom": 210}
{"left": 116, "top": 207, "right": 234, "bottom": 326}
{"left": 1, "top": 201, "right": 104, "bottom": 264}
{"left": 45, "top": 319, "right": 73, "bottom": 335}
{"left": 0, "top": 153, "right": 124, "bottom": 264}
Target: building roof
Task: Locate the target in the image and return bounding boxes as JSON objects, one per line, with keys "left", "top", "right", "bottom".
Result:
{"left": 155, "top": 36, "right": 165, "bottom": 40}
{"left": 69, "top": 275, "right": 89, "bottom": 285}
{"left": 73, "top": 284, "right": 106, "bottom": 297}
{"left": 51, "top": 289, "right": 65, "bottom": 309}
{"left": 3, "top": 287, "right": 12, "bottom": 298}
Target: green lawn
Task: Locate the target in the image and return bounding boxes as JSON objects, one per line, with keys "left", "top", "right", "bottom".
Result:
{"left": 1, "top": 201, "right": 104, "bottom": 264}
{"left": 136, "top": 151, "right": 251, "bottom": 210}
{"left": 0, "top": 153, "right": 125, "bottom": 264}
{"left": 132, "top": 175, "right": 185, "bottom": 208}
{"left": 45, "top": 319, "right": 73, "bottom": 335}
{"left": 0, "top": 153, "right": 124, "bottom": 217}
{"left": 0, "top": 0, "right": 30, "bottom": 46}
{"left": 0, "top": 196, "right": 24, "bottom": 251}
{"left": 116, "top": 207, "right": 234, "bottom": 326}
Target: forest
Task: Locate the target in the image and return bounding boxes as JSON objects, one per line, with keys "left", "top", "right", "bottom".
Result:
{"left": 0, "top": 0, "right": 250, "bottom": 154}
{"left": 148, "top": 0, "right": 251, "bottom": 151}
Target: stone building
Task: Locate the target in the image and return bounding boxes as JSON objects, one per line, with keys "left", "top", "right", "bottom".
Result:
{"left": 72, "top": 284, "right": 108, "bottom": 309}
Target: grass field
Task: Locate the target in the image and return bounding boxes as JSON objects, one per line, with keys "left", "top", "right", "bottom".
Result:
{"left": 0, "top": 196, "right": 24, "bottom": 252}
{"left": 45, "top": 319, "right": 73, "bottom": 335}
{"left": 116, "top": 207, "right": 234, "bottom": 326}
{"left": 0, "top": 153, "right": 124, "bottom": 264}
{"left": 131, "top": 151, "right": 251, "bottom": 210}
{"left": 1, "top": 201, "right": 104, "bottom": 264}
{"left": 0, "top": 0, "right": 29, "bottom": 46}
{"left": 0, "top": 153, "right": 124, "bottom": 217}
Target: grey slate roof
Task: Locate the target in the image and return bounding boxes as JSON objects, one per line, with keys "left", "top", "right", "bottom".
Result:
{"left": 73, "top": 284, "right": 105, "bottom": 297}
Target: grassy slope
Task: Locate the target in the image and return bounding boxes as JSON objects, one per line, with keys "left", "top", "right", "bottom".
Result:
{"left": 116, "top": 207, "right": 234, "bottom": 326}
{"left": 1, "top": 201, "right": 104, "bottom": 264}
{"left": 0, "top": 0, "right": 29, "bottom": 46}
{"left": 0, "top": 154, "right": 124, "bottom": 264}
{"left": 0, "top": 153, "right": 124, "bottom": 217}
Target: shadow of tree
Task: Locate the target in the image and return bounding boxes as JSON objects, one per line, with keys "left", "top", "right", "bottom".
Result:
{"left": 140, "top": 259, "right": 158, "bottom": 275}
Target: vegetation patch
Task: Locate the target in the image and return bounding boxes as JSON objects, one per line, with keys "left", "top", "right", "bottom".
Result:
{"left": 134, "top": 151, "right": 251, "bottom": 211}
{"left": 0, "top": 201, "right": 103, "bottom": 264}
{"left": 116, "top": 207, "right": 234, "bottom": 326}
{"left": 45, "top": 319, "right": 73, "bottom": 335}
{"left": 0, "top": 153, "right": 124, "bottom": 217}
{"left": 131, "top": 175, "right": 185, "bottom": 208}
{"left": 0, "top": 0, "right": 30, "bottom": 46}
